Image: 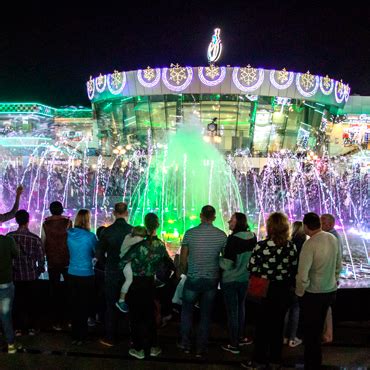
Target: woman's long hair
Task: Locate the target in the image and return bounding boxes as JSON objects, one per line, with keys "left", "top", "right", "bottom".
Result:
{"left": 266, "top": 212, "right": 290, "bottom": 247}
{"left": 74, "top": 209, "right": 91, "bottom": 231}
{"left": 291, "top": 221, "right": 305, "bottom": 240}
{"left": 144, "top": 213, "right": 159, "bottom": 245}
{"left": 232, "top": 212, "right": 250, "bottom": 234}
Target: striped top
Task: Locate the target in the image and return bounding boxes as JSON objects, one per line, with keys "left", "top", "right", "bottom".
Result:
{"left": 182, "top": 223, "right": 227, "bottom": 279}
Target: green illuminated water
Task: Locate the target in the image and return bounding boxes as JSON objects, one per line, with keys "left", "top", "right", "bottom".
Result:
{"left": 129, "top": 123, "right": 243, "bottom": 240}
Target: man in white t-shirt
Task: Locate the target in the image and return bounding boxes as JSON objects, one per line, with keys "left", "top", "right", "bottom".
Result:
{"left": 296, "top": 212, "right": 341, "bottom": 370}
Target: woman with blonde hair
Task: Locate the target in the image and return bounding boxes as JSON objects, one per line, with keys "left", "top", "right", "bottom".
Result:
{"left": 243, "top": 212, "right": 298, "bottom": 369}
{"left": 67, "top": 209, "right": 97, "bottom": 344}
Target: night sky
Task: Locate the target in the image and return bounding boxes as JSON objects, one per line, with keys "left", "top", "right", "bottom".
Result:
{"left": 1, "top": 2, "right": 369, "bottom": 107}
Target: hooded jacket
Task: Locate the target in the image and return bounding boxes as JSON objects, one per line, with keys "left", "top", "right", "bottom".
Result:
{"left": 67, "top": 228, "right": 97, "bottom": 276}
{"left": 219, "top": 231, "right": 257, "bottom": 283}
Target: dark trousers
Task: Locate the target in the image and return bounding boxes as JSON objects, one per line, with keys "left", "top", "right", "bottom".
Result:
{"left": 104, "top": 270, "right": 124, "bottom": 342}
{"left": 127, "top": 276, "right": 157, "bottom": 353}
{"left": 222, "top": 281, "right": 249, "bottom": 347}
{"left": 48, "top": 267, "right": 68, "bottom": 325}
{"left": 301, "top": 291, "right": 336, "bottom": 370}
{"left": 253, "top": 281, "right": 292, "bottom": 365}
{"left": 68, "top": 274, "right": 94, "bottom": 341}
{"left": 13, "top": 280, "right": 38, "bottom": 331}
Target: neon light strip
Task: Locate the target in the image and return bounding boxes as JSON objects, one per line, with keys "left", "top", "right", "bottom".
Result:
{"left": 295, "top": 73, "right": 319, "bottom": 98}
{"left": 137, "top": 68, "right": 161, "bottom": 88}
{"left": 198, "top": 67, "right": 226, "bottom": 86}
{"left": 269, "top": 70, "right": 294, "bottom": 90}
{"left": 107, "top": 72, "right": 127, "bottom": 95}
{"left": 319, "top": 76, "right": 334, "bottom": 95}
{"left": 232, "top": 67, "right": 264, "bottom": 92}
{"left": 162, "top": 67, "right": 193, "bottom": 92}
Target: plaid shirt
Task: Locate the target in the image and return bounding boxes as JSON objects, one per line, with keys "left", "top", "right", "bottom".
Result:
{"left": 7, "top": 228, "right": 45, "bottom": 281}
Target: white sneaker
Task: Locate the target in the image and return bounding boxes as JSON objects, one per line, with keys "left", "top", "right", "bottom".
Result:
{"left": 129, "top": 348, "right": 145, "bottom": 359}
{"left": 150, "top": 346, "right": 162, "bottom": 357}
{"left": 288, "top": 337, "right": 303, "bottom": 347}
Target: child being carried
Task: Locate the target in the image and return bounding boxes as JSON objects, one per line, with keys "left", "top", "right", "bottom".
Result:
{"left": 115, "top": 226, "right": 147, "bottom": 313}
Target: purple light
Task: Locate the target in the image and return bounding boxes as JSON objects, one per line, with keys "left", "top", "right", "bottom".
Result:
{"left": 198, "top": 66, "right": 226, "bottom": 86}
{"left": 295, "top": 73, "right": 319, "bottom": 98}
{"left": 95, "top": 74, "right": 107, "bottom": 93}
{"left": 269, "top": 70, "right": 294, "bottom": 90}
{"left": 232, "top": 67, "right": 264, "bottom": 92}
{"left": 319, "top": 76, "right": 334, "bottom": 95}
{"left": 162, "top": 67, "right": 193, "bottom": 92}
{"left": 137, "top": 68, "right": 161, "bottom": 88}
{"left": 107, "top": 71, "right": 127, "bottom": 95}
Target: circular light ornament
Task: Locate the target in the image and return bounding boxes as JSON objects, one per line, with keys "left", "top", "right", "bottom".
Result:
{"left": 296, "top": 71, "right": 319, "bottom": 97}
{"left": 86, "top": 76, "right": 95, "bottom": 100}
{"left": 232, "top": 65, "right": 264, "bottom": 92}
{"left": 162, "top": 64, "right": 193, "bottom": 92}
{"left": 344, "top": 83, "right": 351, "bottom": 102}
{"left": 269, "top": 69, "right": 294, "bottom": 90}
{"left": 107, "top": 70, "right": 126, "bottom": 95}
{"left": 334, "top": 80, "right": 345, "bottom": 103}
{"left": 198, "top": 65, "right": 226, "bottom": 86}
{"left": 95, "top": 73, "right": 107, "bottom": 93}
{"left": 319, "top": 75, "right": 334, "bottom": 95}
{"left": 137, "top": 67, "right": 161, "bottom": 88}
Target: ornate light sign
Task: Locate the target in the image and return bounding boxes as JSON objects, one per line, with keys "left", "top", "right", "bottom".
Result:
{"left": 207, "top": 28, "right": 222, "bottom": 63}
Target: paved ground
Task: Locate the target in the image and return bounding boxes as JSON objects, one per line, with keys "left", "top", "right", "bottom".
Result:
{"left": 1, "top": 319, "right": 369, "bottom": 369}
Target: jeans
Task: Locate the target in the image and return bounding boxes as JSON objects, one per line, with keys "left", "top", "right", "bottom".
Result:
{"left": 127, "top": 276, "right": 157, "bottom": 354}
{"left": 0, "top": 283, "right": 15, "bottom": 344}
{"left": 68, "top": 274, "right": 94, "bottom": 341}
{"left": 180, "top": 277, "right": 218, "bottom": 352}
{"left": 222, "top": 281, "right": 248, "bottom": 347}
{"left": 104, "top": 270, "right": 124, "bottom": 342}
{"left": 301, "top": 291, "right": 336, "bottom": 370}
{"left": 48, "top": 267, "right": 69, "bottom": 325}
{"left": 284, "top": 296, "right": 300, "bottom": 340}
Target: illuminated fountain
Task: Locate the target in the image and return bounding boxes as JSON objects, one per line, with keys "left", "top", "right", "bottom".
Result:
{"left": 129, "top": 121, "right": 243, "bottom": 237}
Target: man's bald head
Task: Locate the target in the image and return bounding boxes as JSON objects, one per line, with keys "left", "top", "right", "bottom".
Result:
{"left": 321, "top": 213, "right": 335, "bottom": 232}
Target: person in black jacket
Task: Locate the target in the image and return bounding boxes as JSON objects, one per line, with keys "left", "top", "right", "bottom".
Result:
{"left": 219, "top": 212, "right": 257, "bottom": 354}
{"left": 96, "top": 203, "right": 132, "bottom": 346}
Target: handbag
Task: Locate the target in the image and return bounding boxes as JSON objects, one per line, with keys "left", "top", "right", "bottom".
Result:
{"left": 246, "top": 274, "right": 270, "bottom": 302}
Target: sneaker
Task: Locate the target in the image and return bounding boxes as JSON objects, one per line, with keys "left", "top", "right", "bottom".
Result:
{"left": 221, "top": 344, "right": 240, "bottom": 354}
{"left": 241, "top": 361, "right": 265, "bottom": 369}
{"left": 99, "top": 338, "right": 114, "bottom": 347}
{"left": 52, "top": 324, "right": 62, "bottom": 331}
{"left": 87, "top": 317, "right": 96, "bottom": 327}
{"left": 28, "top": 329, "right": 36, "bottom": 336}
{"left": 128, "top": 348, "right": 145, "bottom": 359}
{"left": 15, "top": 330, "right": 22, "bottom": 337}
{"left": 195, "top": 351, "right": 206, "bottom": 358}
{"left": 150, "top": 346, "right": 162, "bottom": 357}
{"left": 288, "top": 337, "right": 303, "bottom": 348}
{"left": 177, "top": 342, "right": 190, "bottom": 354}
{"left": 7, "top": 343, "right": 22, "bottom": 354}
{"left": 239, "top": 337, "right": 253, "bottom": 346}
{"left": 115, "top": 300, "right": 129, "bottom": 313}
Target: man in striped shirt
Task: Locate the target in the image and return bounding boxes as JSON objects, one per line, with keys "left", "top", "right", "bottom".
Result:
{"left": 179, "top": 205, "right": 227, "bottom": 357}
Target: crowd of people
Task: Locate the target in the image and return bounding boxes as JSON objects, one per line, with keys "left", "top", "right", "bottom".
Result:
{"left": 0, "top": 184, "right": 343, "bottom": 369}
{"left": 2, "top": 155, "right": 368, "bottom": 232}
